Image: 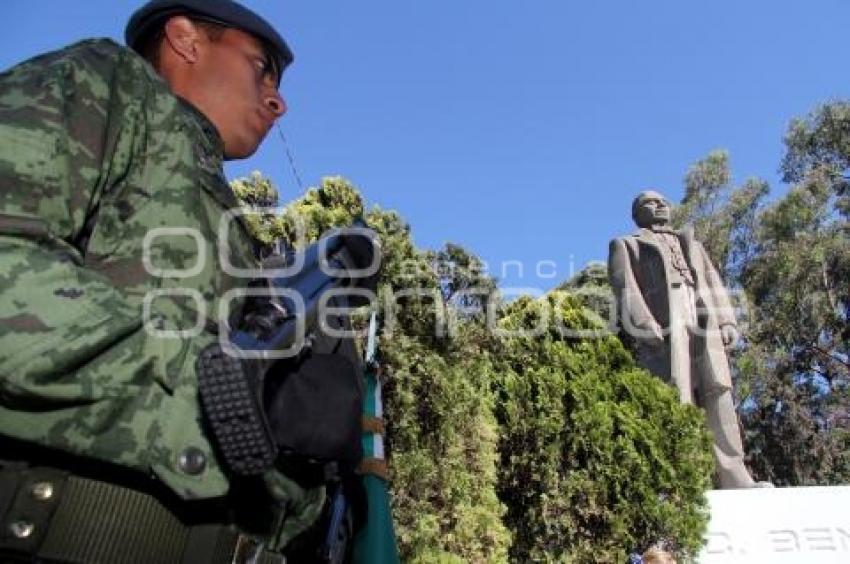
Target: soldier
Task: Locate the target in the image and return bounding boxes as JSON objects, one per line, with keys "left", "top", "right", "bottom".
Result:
{"left": 0, "top": 1, "right": 335, "bottom": 561}
{"left": 608, "top": 190, "right": 762, "bottom": 489}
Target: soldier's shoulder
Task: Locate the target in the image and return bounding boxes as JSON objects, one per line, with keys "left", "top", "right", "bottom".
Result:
{"left": 58, "top": 37, "right": 129, "bottom": 57}
{"left": 9, "top": 38, "right": 156, "bottom": 83}
{"left": 14, "top": 38, "right": 125, "bottom": 69}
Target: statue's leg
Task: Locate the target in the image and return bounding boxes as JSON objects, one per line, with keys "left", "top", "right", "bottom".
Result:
{"left": 672, "top": 332, "right": 694, "bottom": 403}
{"left": 669, "top": 285, "right": 695, "bottom": 404}
{"left": 688, "top": 290, "right": 757, "bottom": 488}
{"left": 702, "top": 388, "right": 755, "bottom": 489}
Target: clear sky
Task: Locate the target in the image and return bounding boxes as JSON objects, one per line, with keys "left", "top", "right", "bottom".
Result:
{"left": 2, "top": 0, "right": 847, "bottom": 291}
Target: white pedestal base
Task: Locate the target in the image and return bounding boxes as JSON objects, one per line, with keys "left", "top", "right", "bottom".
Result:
{"left": 698, "top": 486, "right": 850, "bottom": 563}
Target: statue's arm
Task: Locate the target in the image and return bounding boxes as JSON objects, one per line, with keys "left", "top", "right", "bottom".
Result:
{"left": 696, "top": 242, "right": 737, "bottom": 329}
{"left": 608, "top": 238, "right": 663, "bottom": 342}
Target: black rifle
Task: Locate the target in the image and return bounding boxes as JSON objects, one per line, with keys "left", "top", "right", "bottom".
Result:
{"left": 197, "top": 224, "right": 381, "bottom": 476}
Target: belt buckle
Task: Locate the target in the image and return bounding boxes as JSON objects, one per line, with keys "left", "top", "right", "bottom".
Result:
{"left": 232, "top": 534, "right": 266, "bottom": 564}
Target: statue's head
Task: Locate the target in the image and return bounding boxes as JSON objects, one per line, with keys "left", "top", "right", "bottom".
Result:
{"left": 631, "top": 190, "right": 672, "bottom": 228}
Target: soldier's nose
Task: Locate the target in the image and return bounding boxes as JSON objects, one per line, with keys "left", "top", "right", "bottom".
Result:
{"left": 265, "top": 92, "right": 286, "bottom": 118}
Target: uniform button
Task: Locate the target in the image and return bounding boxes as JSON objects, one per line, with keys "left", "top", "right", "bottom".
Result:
{"left": 178, "top": 447, "right": 207, "bottom": 475}
{"left": 31, "top": 482, "right": 54, "bottom": 501}
{"left": 9, "top": 520, "right": 34, "bottom": 539}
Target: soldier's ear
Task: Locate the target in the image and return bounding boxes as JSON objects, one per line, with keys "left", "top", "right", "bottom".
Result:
{"left": 162, "top": 16, "right": 201, "bottom": 64}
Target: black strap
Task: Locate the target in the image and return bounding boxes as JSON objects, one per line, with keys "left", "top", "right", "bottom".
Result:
{"left": 0, "top": 462, "right": 26, "bottom": 525}
{"left": 0, "top": 467, "right": 67, "bottom": 559}
{"left": 183, "top": 525, "right": 239, "bottom": 564}
{"left": 0, "top": 466, "right": 285, "bottom": 564}
{"left": 40, "top": 475, "right": 187, "bottom": 563}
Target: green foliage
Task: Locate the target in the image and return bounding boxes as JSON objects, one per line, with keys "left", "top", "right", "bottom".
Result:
{"left": 382, "top": 335, "right": 509, "bottom": 563}
{"left": 676, "top": 123, "right": 850, "bottom": 486}
{"left": 429, "top": 243, "right": 497, "bottom": 309}
{"left": 279, "top": 176, "right": 366, "bottom": 245}
{"left": 782, "top": 101, "right": 850, "bottom": 218}
{"left": 237, "top": 175, "right": 510, "bottom": 561}
{"left": 493, "top": 293, "right": 713, "bottom": 562}
{"left": 230, "top": 171, "right": 286, "bottom": 246}
{"left": 673, "top": 150, "right": 768, "bottom": 281}
{"left": 231, "top": 170, "right": 280, "bottom": 208}
{"left": 225, "top": 97, "right": 850, "bottom": 560}
{"left": 231, "top": 173, "right": 715, "bottom": 562}
{"left": 556, "top": 261, "right": 615, "bottom": 326}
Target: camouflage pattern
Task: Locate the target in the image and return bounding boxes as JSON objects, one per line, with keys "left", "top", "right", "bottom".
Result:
{"left": 0, "top": 38, "right": 320, "bottom": 542}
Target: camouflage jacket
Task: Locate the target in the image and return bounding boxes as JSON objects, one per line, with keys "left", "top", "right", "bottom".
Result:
{"left": 0, "top": 39, "right": 321, "bottom": 540}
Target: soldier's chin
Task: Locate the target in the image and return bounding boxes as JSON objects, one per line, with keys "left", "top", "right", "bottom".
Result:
{"left": 224, "top": 135, "right": 262, "bottom": 160}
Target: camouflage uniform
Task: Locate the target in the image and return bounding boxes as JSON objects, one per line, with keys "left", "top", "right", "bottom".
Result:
{"left": 0, "top": 39, "right": 317, "bottom": 548}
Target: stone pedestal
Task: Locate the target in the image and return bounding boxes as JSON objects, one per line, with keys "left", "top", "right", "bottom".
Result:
{"left": 699, "top": 486, "right": 850, "bottom": 563}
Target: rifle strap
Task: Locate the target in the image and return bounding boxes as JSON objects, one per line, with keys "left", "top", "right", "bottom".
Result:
{"left": 361, "top": 416, "right": 385, "bottom": 435}
{"left": 356, "top": 458, "right": 389, "bottom": 482}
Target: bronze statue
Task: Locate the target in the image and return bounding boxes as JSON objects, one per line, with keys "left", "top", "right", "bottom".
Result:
{"left": 609, "top": 190, "right": 761, "bottom": 489}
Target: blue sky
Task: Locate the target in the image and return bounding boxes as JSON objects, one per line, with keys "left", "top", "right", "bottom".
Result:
{"left": 2, "top": 0, "right": 847, "bottom": 290}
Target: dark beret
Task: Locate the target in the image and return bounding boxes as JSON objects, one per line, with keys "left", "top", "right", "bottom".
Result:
{"left": 125, "top": 0, "right": 293, "bottom": 79}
